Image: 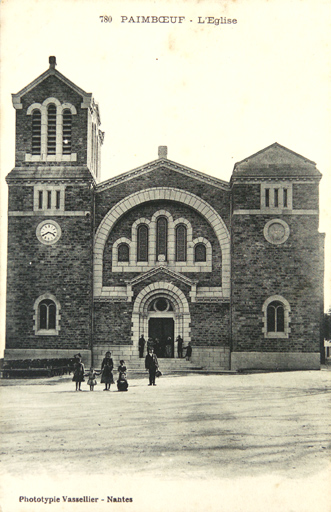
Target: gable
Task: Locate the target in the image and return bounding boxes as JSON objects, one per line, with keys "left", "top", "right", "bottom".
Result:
{"left": 94, "top": 159, "right": 231, "bottom": 229}
{"left": 233, "top": 143, "right": 321, "bottom": 178}
{"left": 130, "top": 267, "right": 194, "bottom": 288}
{"left": 17, "top": 75, "right": 86, "bottom": 109}
{"left": 12, "top": 62, "right": 92, "bottom": 110}
{"left": 96, "top": 158, "right": 230, "bottom": 193}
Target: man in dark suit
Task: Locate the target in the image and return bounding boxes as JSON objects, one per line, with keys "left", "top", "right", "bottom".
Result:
{"left": 145, "top": 348, "right": 158, "bottom": 386}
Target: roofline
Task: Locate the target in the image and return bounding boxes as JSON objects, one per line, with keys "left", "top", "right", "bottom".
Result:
{"left": 96, "top": 158, "right": 230, "bottom": 192}
{"left": 12, "top": 67, "right": 92, "bottom": 109}
{"left": 234, "top": 142, "right": 316, "bottom": 169}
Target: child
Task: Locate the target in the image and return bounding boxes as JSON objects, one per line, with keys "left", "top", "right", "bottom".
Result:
{"left": 86, "top": 367, "right": 100, "bottom": 391}
{"left": 72, "top": 356, "right": 85, "bottom": 391}
{"left": 117, "top": 360, "right": 128, "bottom": 392}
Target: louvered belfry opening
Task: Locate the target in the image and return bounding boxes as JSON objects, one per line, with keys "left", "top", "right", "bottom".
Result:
{"left": 62, "top": 109, "right": 72, "bottom": 154}
{"left": 32, "top": 110, "right": 41, "bottom": 155}
{"left": 47, "top": 104, "right": 57, "bottom": 154}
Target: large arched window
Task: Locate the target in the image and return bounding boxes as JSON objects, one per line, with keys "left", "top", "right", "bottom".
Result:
{"left": 194, "top": 243, "right": 206, "bottom": 262}
{"left": 137, "top": 225, "right": 149, "bottom": 262}
{"left": 157, "top": 217, "right": 168, "bottom": 260}
{"left": 39, "top": 299, "right": 56, "bottom": 330}
{"left": 118, "top": 243, "right": 130, "bottom": 262}
{"left": 47, "top": 104, "right": 57, "bottom": 155}
{"left": 176, "top": 224, "right": 187, "bottom": 262}
{"left": 62, "top": 109, "right": 72, "bottom": 154}
{"left": 262, "top": 295, "right": 290, "bottom": 338}
{"left": 32, "top": 109, "right": 41, "bottom": 155}
{"left": 267, "top": 301, "right": 285, "bottom": 333}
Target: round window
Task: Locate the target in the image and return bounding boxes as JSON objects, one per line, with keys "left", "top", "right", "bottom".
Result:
{"left": 264, "top": 219, "right": 290, "bottom": 245}
{"left": 155, "top": 298, "right": 168, "bottom": 312}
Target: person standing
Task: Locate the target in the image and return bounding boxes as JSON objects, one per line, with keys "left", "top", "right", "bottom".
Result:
{"left": 177, "top": 335, "right": 183, "bottom": 358}
{"left": 147, "top": 337, "right": 154, "bottom": 352}
{"left": 185, "top": 342, "right": 192, "bottom": 361}
{"left": 72, "top": 356, "right": 85, "bottom": 391}
{"left": 86, "top": 366, "right": 99, "bottom": 391}
{"left": 138, "top": 334, "right": 146, "bottom": 358}
{"left": 101, "top": 351, "right": 114, "bottom": 391}
{"left": 145, "top": 347, "right": 158, "bottom": 386}
{"left": 154, "top": 337, "right": 160, "bottom": 357}
{"left": 165, "top": 337, "right": 172, "bottom": 358}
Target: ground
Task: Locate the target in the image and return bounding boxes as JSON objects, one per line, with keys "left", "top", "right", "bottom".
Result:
{"left": 0, "top": 370, "right": 330, "bottom": 512}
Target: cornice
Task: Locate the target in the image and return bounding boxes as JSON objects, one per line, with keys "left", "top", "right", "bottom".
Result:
{"left": 230, "top": 175, "right": 321, "bottom": 185}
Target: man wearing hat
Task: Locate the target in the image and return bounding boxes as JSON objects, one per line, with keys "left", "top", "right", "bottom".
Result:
{"left": 145, "top": 347, "right": 159, "bottom": 386}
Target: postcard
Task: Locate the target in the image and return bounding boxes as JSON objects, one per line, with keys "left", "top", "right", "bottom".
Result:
{"left": 0, "top": 1, "right": 330, "bottom": 511}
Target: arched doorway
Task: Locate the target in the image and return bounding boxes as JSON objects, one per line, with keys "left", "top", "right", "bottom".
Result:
{"left": 148, "top": 297, "right": 175, "bottom": 357}
{"left": 131, "top": 281, "right": 191, "bottom": 358}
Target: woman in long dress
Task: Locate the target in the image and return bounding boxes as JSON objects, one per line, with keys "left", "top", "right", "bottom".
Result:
{"left": 100, "top": 351, "right": 114, "bottom": 391}
{"left": 72, "top": 356, "right": 85, "bottom": 391}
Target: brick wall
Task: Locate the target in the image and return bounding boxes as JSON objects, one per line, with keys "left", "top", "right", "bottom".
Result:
{"left": 8, "top": 186, "right": 34, "bottom": 211}
{"left": 94, "top": 302, "right": 134, "bottom": 345}
{"left": 232, "top": 184, "right": 260, "bottom": 210}
{"left": 65, "top": 184, "right": 92, "bottom": 211}
{"left": 231, "top": 213, "right": 321, "bottom": 353}
{"left": 293, "top": 183, "right": 319, "bottom": 210}
{"left": 6, "top": 214, "right": 93, "bottom": 350}
{"left": 190, "top": 302, "right": 230, "bottom": 345}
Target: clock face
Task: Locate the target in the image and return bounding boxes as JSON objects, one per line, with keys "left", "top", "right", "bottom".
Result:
{"left": 36, "top": 220, "right": 61, "bottom": 245}
{"left": 40, "top": 223, "right": 58, "bottom": 241}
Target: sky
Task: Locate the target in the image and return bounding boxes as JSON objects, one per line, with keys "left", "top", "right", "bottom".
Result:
{"left": 1, "top": 0, "right": 331, "bottom": 357}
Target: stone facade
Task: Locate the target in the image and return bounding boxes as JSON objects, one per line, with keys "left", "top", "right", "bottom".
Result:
{"left": 4, "top": 58, "right": 325, "bottom": 371}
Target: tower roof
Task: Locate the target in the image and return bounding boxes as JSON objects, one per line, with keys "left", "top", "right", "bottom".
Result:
{"left": 12, "top": 56, "right": 93, "bottom": 110}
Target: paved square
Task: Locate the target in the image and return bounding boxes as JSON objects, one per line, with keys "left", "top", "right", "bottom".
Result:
{"left": 1, "top": 370, "right": 330, "bottom": 512}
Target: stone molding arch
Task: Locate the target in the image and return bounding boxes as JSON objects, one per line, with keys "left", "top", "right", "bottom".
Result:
{"left": 33, "top": 292, "right": 61, "bottom": 335}
{"left": 131, "top": 281, "right": 191, "bottom": 346}
{"left": 94, "top": 187, "right": 230, "bottom": 297}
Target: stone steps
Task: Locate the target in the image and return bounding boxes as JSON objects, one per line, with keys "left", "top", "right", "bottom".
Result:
{"left": 113, "top": 357, "right": 202, "bottom": 375}
{"left": 92, "top": 345, "right": 231, "bottom": 372}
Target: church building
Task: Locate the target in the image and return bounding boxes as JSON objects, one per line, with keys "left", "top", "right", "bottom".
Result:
{"left": 4, "top": 57, "right": 325, "bottom": 371}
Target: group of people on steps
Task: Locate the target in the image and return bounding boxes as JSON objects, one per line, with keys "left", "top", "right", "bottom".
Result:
{"left": 138, "top": 334, "right": 192, "bottom": 360}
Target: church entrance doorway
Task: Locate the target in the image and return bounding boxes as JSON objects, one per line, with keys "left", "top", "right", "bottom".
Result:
{"left": 132, "top": 283, "right": 191, "bottom": 359}
{"left": 148, "top": 318, "right": 174, "bottom": 358}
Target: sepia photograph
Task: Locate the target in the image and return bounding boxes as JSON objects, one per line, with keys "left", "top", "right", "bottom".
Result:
{"left": 0, "top": 0, "right": 330, "bottom": 511}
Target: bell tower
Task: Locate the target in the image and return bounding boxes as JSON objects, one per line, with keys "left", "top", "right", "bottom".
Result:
{"left": 5, "top": 57, "right": 104, "bottom": 363}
